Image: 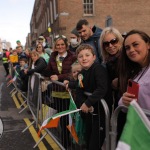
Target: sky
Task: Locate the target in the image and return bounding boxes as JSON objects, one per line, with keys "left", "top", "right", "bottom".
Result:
{"left": 0, "top": 0, "right": 35, "bottom": 49}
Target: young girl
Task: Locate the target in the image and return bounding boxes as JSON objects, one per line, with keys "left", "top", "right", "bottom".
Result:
{"left": 76, "top": 44, "right": 112, "bottom": 150}
{"left": 64, "top": 62, "right": 82, "bottom": 90}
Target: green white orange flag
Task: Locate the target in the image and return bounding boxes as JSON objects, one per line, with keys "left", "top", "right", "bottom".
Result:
{"left": 38, "top": 108, "right": 80, "bottom": 137}
{"left": 116, "top": 100, "right": 150, "bottom": 150}
{"left": 66, "top": 92, "right": 79, "bottom": 143}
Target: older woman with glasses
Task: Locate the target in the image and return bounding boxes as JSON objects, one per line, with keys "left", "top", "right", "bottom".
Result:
{"left": 43, "top": 35, "right": 77, "bottom": 148}
{"left": 36, "top": 43, "right": 50, "bottom": 64}
{"left": 100, "top": 27, "right": 124, "bottom": 109}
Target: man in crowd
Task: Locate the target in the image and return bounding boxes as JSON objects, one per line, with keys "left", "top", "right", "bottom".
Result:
{"left": 16, "top": 45, "right": 27, "bottom": 60}
{"left": 76, "top": 19, "right": 103, "bottom": 63}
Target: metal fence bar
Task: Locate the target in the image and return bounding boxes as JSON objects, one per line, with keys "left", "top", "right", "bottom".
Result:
{"left": 22, "top": 73, "right": 43, "bottom": 132}
{"left": 110, "top": 105, "right": 127, "bottom": 150}
{"left": 84, "top": 92, "right": 111, "bottom": 150}
{"left": 110, "top": 105, "right": 150, "bottom": 150}
{"left": 101, "top": 99, "right": 110, "bottom": 150}
{"left": 34, "top": 79, "right": 68, "bottom": 149}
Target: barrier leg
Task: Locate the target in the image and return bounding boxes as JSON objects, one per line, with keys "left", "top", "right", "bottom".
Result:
{"left": 19, "top": 105, "right": 28, "bottom": 114}
{"left": 22, "top": 120, "right": 35, "bottom": 133}
{"left": 10, "top": 88, "right": 16, "bottom": 94}
{"left": 19, "top": 100, "right": 27, "bottom": 109}
{"left": 33, "top": 133, "right": 47, "bottom": 148}
{"left": 11, "top": 90, "right": 17, "bottom": 97}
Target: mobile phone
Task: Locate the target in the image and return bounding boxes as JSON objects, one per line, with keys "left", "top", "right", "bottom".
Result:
{"left": 127, "top": 79, "right": 139, "bottom": 100}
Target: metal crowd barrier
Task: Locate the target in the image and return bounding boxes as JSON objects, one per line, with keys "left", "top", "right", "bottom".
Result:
{"left": 34, "top": 79, "right": 111, "bottom": 150}
{"left": 35, "top": 79, "right": 72, "bottom": 149}
{"left": 7, "top": 71, "right": 111, "bottom": 149}
{"left": 22, "top": 73, "right": 44, "bottom": 133}
{"left": 84, "top": 92, "right": 110, "bottom": 150}
{"left": 6, "top": 65, "right": 150, "bottom": 150}
{"left": 110, "top": 105, "right": 128, "bottom": 150}
{"left": 110, "top": 105, "right": 150, "bottom": 150}
{"left": 7, "top": 63, "right": 28, "bottom": 113}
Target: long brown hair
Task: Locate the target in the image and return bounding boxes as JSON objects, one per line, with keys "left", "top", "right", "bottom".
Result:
{"left": 118, "top": 29, "right": 150, "bottom": 95}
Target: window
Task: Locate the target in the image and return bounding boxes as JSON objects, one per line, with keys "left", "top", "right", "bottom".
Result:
{"left": 105, "top": 16, "right": 113, "bottom": 27}
{"left": 83, "top": 0, "right": 94, "bottom": 16}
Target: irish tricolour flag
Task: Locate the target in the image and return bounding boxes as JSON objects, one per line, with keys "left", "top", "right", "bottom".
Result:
{"left": 38, "top": 108, "right": 80, "bottom": 136}
{"left": 116, "top": 100, "right": 150, "bottom": 150}
{"left": 66, "top": 91, "right": 79, "bottom": 143}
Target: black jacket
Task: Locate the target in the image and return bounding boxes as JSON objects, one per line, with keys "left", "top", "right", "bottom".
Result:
{"left": 27, "top": 57, "right": 47, "bottom": 75}
{"left": 76, "top": 62, "right": 112, "bottom": 114}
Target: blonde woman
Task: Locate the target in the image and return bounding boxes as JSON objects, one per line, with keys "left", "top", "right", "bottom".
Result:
{"left": 100, "top": 27, "right": 124, "bottom": 109}
{"left": 44, "top": 35, "right": 77, "bottom": 148}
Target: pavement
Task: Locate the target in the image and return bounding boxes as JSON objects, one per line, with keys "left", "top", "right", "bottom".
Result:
{"left": 0, "top": 61, "right": 59, "bottom": 150}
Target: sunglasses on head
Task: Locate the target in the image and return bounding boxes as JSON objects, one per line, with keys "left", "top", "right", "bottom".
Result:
{"left": 54, "top": 35, "right": 67, "bottom": 41}
{"left": 103, "top": 38, "right": 118, "bottom": 48}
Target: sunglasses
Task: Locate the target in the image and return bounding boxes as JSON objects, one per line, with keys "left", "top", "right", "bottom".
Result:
{"left": 103, "top": 38, "right": 118, "bottom": 48}
{"left": 54, "top": 35, "right": 67, "bottom": 41}
{"left": 37, "top": 46, "right": 42, "bottom": 48}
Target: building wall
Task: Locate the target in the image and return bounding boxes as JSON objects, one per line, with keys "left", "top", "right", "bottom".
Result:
{"left": 58, "top": 0, "right": 150, "bottom": 36}
{"left": 29, "top": 0, "right": 150, "bottom": 47}
{"left": 96, "top": 0, "right": 150, "bottom": 34}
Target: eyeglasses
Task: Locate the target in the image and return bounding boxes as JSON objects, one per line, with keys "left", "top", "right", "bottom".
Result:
{"left": 54, "top": 35, "right": 67, "bottom": 41}
{"left": 103, "top": 38, "right": 118, "bottom": 48}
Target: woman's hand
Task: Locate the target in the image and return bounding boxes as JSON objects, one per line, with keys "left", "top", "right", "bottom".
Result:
{"left": 112, "top": 78, "right": 118, "bottom": 89}
{"left": 63, "top": 80, "right": 69, "bottom": 90}
{"left": 50, "top": 75, "right": 58, "bottom": 81}
{"left": 122, "top": 92, "right": 136, "bottom": 106}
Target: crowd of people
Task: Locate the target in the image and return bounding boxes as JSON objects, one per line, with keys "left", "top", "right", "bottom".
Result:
{"left": 2, "top": 18, "right": 150, "bottom": 150}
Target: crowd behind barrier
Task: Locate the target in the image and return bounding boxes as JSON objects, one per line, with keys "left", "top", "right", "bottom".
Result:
{"left": 6, "top": 63, "right": 150, "bottom": 150}
{"left": 4, "top": 28, "right": 150, "bottom": 149}
{"left": 7, "top": 63, "right": 111, "bottom": 149}
{"left": 7, "top": 62, "right": 28, "bottom": 112}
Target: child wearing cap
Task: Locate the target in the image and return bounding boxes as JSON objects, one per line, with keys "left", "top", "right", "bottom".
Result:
{"left": 16, "top": 40, "right": 21, "bottom": 46}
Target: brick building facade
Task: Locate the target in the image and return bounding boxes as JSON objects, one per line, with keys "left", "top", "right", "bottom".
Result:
{"left": 27, "top": 0, "right": 150, "bottom": 48}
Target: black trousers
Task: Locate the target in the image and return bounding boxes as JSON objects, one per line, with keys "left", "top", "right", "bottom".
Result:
{"left": 82, "top": 113, "right": 105, "bottom": 150}
{"left": 3, "top": 63, "right": 9, "bottom": 75}
{"left": 117, "top": 111, "right": 127, "bottom": 142}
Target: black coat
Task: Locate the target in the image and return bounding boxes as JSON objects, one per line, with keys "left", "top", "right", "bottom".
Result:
{"left": 76, "top": 62, "right": 112, "bottom": 114}
{"left": 27, "top": 57, "right": 47, "bottom": 75}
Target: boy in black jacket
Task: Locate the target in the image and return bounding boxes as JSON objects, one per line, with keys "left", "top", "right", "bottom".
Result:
{"left": 76, "top": 44, "right": 112, "bottom": 150}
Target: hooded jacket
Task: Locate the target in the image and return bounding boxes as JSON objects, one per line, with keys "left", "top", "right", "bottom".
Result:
{"left": 82, "top": 25, "right": 102, "bottom": 63}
